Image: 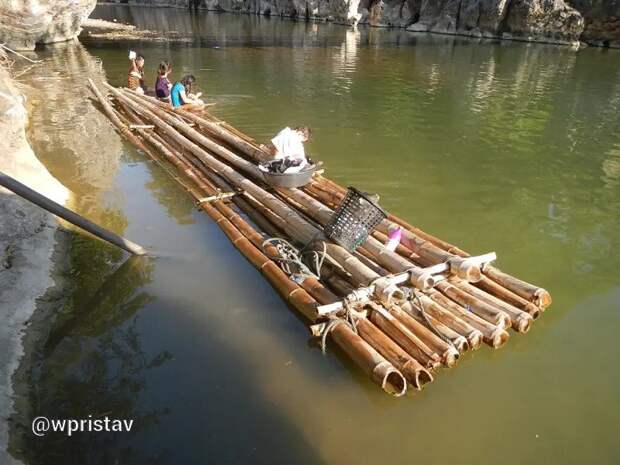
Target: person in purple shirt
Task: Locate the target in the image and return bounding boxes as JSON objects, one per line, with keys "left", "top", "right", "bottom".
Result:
{"left": 155, "top": 61, "right": 172, "bottom": 101}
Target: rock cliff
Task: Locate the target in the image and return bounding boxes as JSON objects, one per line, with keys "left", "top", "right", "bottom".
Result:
{"left": 0, "top": 0, "right": 97, "bottom": 50}
{"left": 568, "top": 0, "right": 620, "bottom": 47}
{"left": 102, "top": 0, "right": 620, "bottom": 45}
{"left": 0, "top": 58, "right": 69, "bottom": 465}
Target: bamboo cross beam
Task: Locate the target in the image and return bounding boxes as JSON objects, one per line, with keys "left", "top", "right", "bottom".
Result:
{"left": 129, "top": 124, "right": 155, "bottom": 130}
{"left": 315, "top": 252, "right": 497, "bottom": 316}
{"left": 197, "top": 192, "right": 237, "bottom": 204}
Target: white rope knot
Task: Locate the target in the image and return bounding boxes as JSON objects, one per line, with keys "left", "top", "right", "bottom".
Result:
{"left": 320, "top": 298, "right": 359, "bottom": 355}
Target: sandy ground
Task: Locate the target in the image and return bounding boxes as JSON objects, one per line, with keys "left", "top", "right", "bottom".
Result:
{"left": 0, "top": 63, "right": 69, "bottom": 464}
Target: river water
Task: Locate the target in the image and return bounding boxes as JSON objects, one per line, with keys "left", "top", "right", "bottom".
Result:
{"left": 8, "top": 5, "right": 620, "bottom": 465}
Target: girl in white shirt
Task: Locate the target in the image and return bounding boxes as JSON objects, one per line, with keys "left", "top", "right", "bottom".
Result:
{"left": 263, "top": 126, "right": 311, "bottom": 163}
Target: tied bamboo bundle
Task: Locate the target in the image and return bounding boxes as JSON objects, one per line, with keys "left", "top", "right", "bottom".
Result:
{"left": 144, "top": 94, "right": 551, "bottom": 313}
{"left": 89, "top": 81, "right": 551, "bottom": 397}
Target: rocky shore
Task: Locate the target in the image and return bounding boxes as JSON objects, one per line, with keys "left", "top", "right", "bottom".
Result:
{"left": 98, "top": 0, "right": 620, "bottom": 47}
{"left": 0, "top": 59, "right": 69, "bottom": 464}
{"left": 1, "top": 0, "right": 618, "bottom": 49}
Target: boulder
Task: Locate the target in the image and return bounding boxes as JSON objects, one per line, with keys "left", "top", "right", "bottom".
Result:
{"left": 407, "top": 0, "right": 584, "bottom": 44}
{"left": 568, "top": 0, "right": 620, "bottom": 46}
{"left": 406, "top": 0, "right": 462, "bottom": 33}
{"left": 459, "top": 0, "right": 510, "bottom": 34}
{"left": 504, "top": 0, "right": 584, "bottom": 43}
{"left": 362, "top": 0, "right": 421, "bottom": 27}
{"left": 0, "top": 0, "right": 96, "bottom": 51}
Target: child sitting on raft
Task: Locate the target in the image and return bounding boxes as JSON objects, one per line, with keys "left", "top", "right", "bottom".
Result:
{"left": 260, "top": 126, "right": 312, "bottom": 174}
{"left": 128, "top": 51, "right": 146, "bottom": 94}
{"left": 155, "top": 61, "right": 173, "bottom": 102}
{"left": 170, "top": 75, "right": 204, "bottom": 110}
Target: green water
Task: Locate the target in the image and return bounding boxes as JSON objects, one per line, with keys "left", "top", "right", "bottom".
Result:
{"left": 8, "top": 5, "right": 620, "bottom": 464}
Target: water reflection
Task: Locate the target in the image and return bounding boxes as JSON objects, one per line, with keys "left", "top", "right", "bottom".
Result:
{"left": 331, "top": 29, "right": 360, "bottom": 95}
{"left": 18, "top": 41, "right": 124, "bottom": 225}
{"left": 8, "top": 254, "right": 165, "bottom": 464}
{"left": 43, "top": 256, "right": 156, "bottom": 355}
{"left": 602, "top": 145, "right": 620, "bottom": 187}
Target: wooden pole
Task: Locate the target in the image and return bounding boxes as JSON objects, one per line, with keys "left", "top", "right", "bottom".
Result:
{"left": 0, "top": 170, "right": 148, "bottom": 256}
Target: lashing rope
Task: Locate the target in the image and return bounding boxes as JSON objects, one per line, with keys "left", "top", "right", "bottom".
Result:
{"left": 405, "top": 287, "right": 456, "bottom": 348}
{"left": 320, "top": 298, "right": 358, "bottom": 355}
{"left": 262, "top": 237, "right": 327, "bottom": 281}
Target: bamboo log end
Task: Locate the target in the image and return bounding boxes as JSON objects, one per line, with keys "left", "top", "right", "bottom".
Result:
{"left": 514, "top": 314, "right": 533, "bottom": 334}
{"left": 451, "top": 259, "right": 482, "bottom": 282}
{"left": 371, "top": 361, "right": 407, "bottom": 397}
{"left": 535, "top": 289, "right": 552, "bottom": 310}
{"left": 427, "top": 358, "right": 442, "bottom": 371}
{"left": 453, "top": 336, "right": 470, "bottom": 353}
{"left": 401, "top": 361, "right": 434, "bottom": 391}
{"left": 467, "top": 331, "right": 484, "bottom": 351}
{"left": 442, "top": 348, "right": 460, "bottom": 368}
{"left": 489, "top": 328, "right": 510, "bottom": 349}
{"left": 411, "top": 273, "right": 435, "bottom": 291}
{"left": 498, "top": 313, "right": 512, "bottom": 330}
{"left": 526, "top": 304, "right": 541, "bottom": 320}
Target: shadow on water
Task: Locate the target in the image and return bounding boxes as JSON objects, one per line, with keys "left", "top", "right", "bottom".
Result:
{"left": 8, "top": 234, "right": 327, "bottom": 465}
{"left": 41, "top": 255, "right": 156, "bottom": 357}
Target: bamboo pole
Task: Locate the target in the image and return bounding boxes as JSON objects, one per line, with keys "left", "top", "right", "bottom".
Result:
{"left": 0, "top": 171, "right": 148, "bottom": 256}
{"left": 355, "top": 318, "right": 433, "bottom": 390}
{"left": 400, "top": 296, "right": 483, "bottom": 350}
{"left": 452, "top": 280, "right": 534, "bottom": 333}
{"left": 404, "top": 307, "right": 471, "bottom": 352}
{"left": 386, "top": 305, "right": 460, "bottom": 367}
{"left": 427, "top": 290, "right": 509, "bottom": 348}
{"left": 474, "top": 276, "right": 541, "bottom": 317}
{"left": 435, "top": 281, "right": 512, "bottom": 329}
{"left": 481, "top": 265, "right": 552, "bottom": 309}
{"left": 367, "top": 303, "right": 441, "bottom": 370}
{"left": 329, "top": 323, "right": 406, "bottom": 396}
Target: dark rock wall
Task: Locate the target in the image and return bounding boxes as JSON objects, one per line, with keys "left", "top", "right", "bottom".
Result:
{"left": 568, "top": 0, "right": 620, "bottom": 46}
{"left": 101, "top": 0, "right": 620, "bottom": 45}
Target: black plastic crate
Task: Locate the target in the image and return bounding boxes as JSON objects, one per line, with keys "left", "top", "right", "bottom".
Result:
{"left": 323, "top": 187, "right": 387, "bottom": 252}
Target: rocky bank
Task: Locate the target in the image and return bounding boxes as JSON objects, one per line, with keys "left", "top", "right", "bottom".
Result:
{"left": 0, "top": 0, "right": 97, "bottom": 50}
{"left": 0, "top": 0, "right": 617, "bottom": 47}
{"left": 0, "top": 59, "right": 69, "bottom": 464}
{"left": 102, "top": 0, "right": 620, "bottom": 46}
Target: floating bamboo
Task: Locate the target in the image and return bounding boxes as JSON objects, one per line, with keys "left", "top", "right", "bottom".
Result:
{"left": 89, "top": 82, "right": 552, "bottom": 398}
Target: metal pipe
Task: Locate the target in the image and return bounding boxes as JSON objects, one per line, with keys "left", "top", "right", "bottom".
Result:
{"left": 0, "top": 170, "right": 148, "bottom": 256}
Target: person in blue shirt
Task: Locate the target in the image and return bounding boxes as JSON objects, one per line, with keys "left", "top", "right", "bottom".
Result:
{"left": 170, "top": 75, "right": 204, "bottom": 110}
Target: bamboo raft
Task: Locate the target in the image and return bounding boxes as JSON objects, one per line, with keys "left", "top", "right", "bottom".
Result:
{"left": 88, "top": 80, "right": 552, "bottom": 397}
